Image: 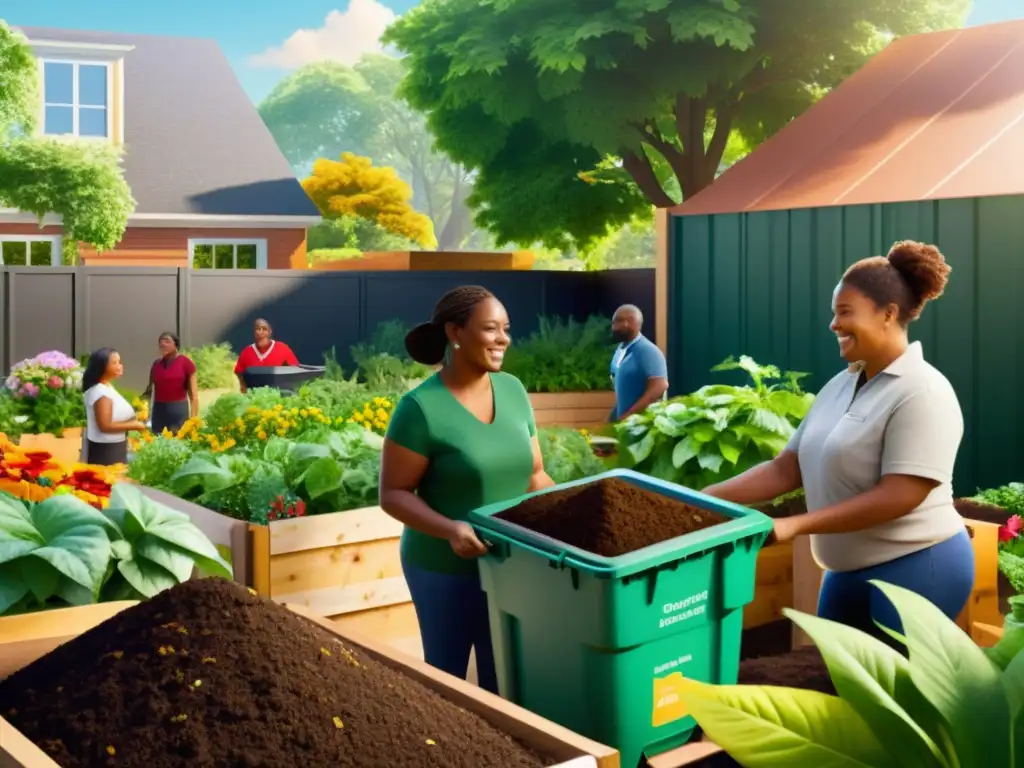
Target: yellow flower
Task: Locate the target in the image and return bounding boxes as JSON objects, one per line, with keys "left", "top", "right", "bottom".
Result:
{"left": 352, "top": 412, "right": 364, "bottom": 422}
{"left": 256, "top": 429, "right": 267, "bottom": 440}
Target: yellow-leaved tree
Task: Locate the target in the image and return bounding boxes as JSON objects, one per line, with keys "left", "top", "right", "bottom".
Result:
{"left": 302, "top": 152, "right": 436, "bottom": 249}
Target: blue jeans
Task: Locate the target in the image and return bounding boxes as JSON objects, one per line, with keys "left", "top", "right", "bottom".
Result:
{"left": 817, "top": 528, "right": 975, "bottom": 641}
{"left": 401, "top": 557, "right": 499, "bottom": 694}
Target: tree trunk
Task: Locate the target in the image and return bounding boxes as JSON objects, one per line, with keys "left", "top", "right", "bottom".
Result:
{"left": 621, "top": 96, "right": 735, "bottom": 207}
{"left": 621, "top": 150, "right": 676, "bottom": 208}
{"left": 437, "top": 174, "right": 472, "bottom": 250}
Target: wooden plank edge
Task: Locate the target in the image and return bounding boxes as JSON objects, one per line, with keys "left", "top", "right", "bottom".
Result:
{"left": 273, "top": 576, "right": 412, "bottom": 615}
{"left": 268, "top": 506, "right": 403, "bottom": 556}
{"left": 645, "top": 737, "right": 723, "bottom": 767}
{"left": 284, "top": 603, "right": 621, "bottom": 768}
{"left": 0, "top": 715, "right": 60, "bottom": 768}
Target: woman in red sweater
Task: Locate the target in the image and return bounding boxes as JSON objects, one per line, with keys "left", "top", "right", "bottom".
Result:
{"left": 234, "top": 318, "right": 298, "bottom": 393}
{"left": 144, "top": 332, "right": 198, "bottom": 435}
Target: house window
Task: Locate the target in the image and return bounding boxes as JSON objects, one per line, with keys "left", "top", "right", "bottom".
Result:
{"left": 188, "top": 240, "right": 266, "bottom": 270}
{"left": 0, "top": 236, "right": 61, "bottom": 267}
{"left": 42, "top": 61, "right": 110, "bottom": 138}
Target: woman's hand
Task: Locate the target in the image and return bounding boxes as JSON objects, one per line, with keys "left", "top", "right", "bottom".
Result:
{"left": 768, "top": 515, "right": 801, "bottom": 545}
{"left": 447, "top": 521, "right": 489, "bottom": 559}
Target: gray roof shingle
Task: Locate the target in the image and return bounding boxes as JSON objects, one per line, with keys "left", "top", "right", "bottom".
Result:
{"left": 18, "top": 26, "right": 320, "bottom": 218}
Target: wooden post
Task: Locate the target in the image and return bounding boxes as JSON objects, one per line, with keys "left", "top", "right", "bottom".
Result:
{"left": 654, "top": 208, "right": 670, "bottom": 357}
{"left": 791, "top": 536, "right": 823, "bottom": 647}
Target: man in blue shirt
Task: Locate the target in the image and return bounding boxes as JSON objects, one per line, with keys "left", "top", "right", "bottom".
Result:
{"left": 609, "top": 304, "right": 669, "bottom": 421}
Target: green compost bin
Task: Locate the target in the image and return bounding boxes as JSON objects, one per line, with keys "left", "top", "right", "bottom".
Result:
{"left": 468, "top": 468, "right": 773, "bottom": 768}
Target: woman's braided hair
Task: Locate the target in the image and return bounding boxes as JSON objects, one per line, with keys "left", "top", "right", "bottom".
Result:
{"left": 405, "top": 286, "right": 495, "bottom": 365}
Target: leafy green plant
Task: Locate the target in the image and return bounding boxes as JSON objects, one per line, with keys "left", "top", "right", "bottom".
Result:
{"left": 614, "top": 356, "right": 813, "bottom": 489}
{"left": 168, "top": 424, "right": 382, "bottom": 522}
{"left": 0, "top": 484, "right": 231, "bottom": 615}
{"left": 126, "top": 435, "right": 196, "bottom": 490}
{"left": 181, "top": 342, "right": 238, "bottom": 390}
{"left": 538, "top": 427, "right": 605, "bottom": 484}
{"left": 502, "top": 315, "right": 615, "bottom": 393}
{"left": 349, "top": 320, "right": 433, "bottom": 390}
{"left": 678, "top": 581, "right": 1024, "bottom": 768}
{"left": 974, "top": 483, "right": 1024, "bottom": 516}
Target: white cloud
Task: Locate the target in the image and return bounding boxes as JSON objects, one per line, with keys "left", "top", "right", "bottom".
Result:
{"left": 248, "top": 0, "right": 398, "bottom": 69}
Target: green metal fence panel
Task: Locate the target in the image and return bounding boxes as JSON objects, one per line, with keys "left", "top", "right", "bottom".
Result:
{"left": 667, "top": 195, "right": 1024, "bottom": 492}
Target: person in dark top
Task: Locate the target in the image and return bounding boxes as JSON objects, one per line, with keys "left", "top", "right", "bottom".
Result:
{"left": 234, "top": 318, "right": 298, "bottom": 394}
{"left": 143, "top": 332, "right": 198, "bottom": 434}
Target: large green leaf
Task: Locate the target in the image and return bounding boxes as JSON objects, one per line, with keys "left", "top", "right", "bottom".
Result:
{"left": 170, "top": 455, "right": 236, "bottom": 495}
{"left": 872, "top": 581, "right": 1012, "bottom": 765}
{"left": 0, "top": 493, "right": 36, "bottom": 541}
{"left": 671, "top": 435, "right": 700, "bottom": 468}
{"left": 117, "top": 557, "right": 179, "bottom": 597}
{"left": 0, "top": 561, "right": 29, "bottom": 615}
{"left": 133, "top": 533, "right": 195, "bottom": 582}
{"left": 301, "top": 456, "right": 344, "bottom": 501}
{"left": 785, "top": 609, "right": 948, "bottom": 767}
{"left": 19, "top": 557, "right": 59, "bottom": 604}
{"left": 675, "top": 678, "right": 897, "bottom": 767}
{"left": 984, "top": 625, "right": 1024, "bottom": 671}
{"left": 627, "top": 431, "right": 655, "bottom": 464}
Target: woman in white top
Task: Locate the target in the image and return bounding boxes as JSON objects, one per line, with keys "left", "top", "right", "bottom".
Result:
{"left": 704, "top": 241, "right": 973, "bottom": 641}
{"left": 82, "top": 348, "right": 148, "bottom": 465}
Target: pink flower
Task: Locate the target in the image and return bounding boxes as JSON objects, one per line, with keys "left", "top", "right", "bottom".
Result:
{"left": 999, "top": 514, "right": 1023, "bottom": 543}
{"left": 46, "top": 376, "right": 64, "bottom": 389}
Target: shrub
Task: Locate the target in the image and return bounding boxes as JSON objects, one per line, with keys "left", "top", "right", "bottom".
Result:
{"left": 502, "top": 315, "right": 615, "bottom": 392}
{"left": 181, "top": 343, "right": 237, "bottom": 390}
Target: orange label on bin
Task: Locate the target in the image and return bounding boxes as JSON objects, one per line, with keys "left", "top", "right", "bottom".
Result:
{"left": 652, "top": 671, "right": 689, "bottom": 727}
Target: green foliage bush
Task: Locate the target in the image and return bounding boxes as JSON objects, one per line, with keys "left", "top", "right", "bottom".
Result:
{"left": 502, "top": 315, "right": 614, "bottom": 392}
{"left": 181, "top": 343, "right": 237, "bottom": 390}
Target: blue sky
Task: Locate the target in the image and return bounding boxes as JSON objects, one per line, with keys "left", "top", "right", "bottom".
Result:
{"left": 4, "top": 0, "right": 1022, "bottom": 105}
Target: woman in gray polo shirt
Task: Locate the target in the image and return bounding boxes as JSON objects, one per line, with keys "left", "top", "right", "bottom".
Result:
{"left": 705, "top": 240, "right": 973, "bottom": 639}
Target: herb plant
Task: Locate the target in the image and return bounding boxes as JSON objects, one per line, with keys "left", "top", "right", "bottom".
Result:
{"left": 614, "top": 356, "right": 813, "bottom": 489}
{"left": 678, "top": 581, "right": 1024, "bottom": 768}
{"left": 501, "top": 315, "right": 615, "bottom": 393}
{"left": 0, "top": 484, "right": 231, "bottom": 615}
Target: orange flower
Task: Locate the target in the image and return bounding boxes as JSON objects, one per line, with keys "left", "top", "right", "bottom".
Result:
{"left": 0, "top": 477, "right": 55, "bottom": 503}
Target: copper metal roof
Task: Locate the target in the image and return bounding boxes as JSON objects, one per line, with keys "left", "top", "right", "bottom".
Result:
{"left": 671, "top": 19, "right": 1024, "bottom": 216}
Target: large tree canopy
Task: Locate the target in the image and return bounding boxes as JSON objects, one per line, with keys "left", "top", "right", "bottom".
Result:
{"left": 384, "top": 0, "right": 970, "bottom": 248}
{"left": 0, "top": 21, "right": 134, "bottom": 253}
{"left": 259, "top": 54, "right": 476, "bottom": 250}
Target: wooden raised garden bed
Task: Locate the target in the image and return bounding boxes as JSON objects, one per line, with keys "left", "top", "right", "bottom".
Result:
{"left": 0, "top": 599, "right": 618, "bottom": 768}
{"left": 138, "top": 488, "right": 418, "bottom": 649}
{"left": 530, "top": 392, "right": 616, "bottom": 429}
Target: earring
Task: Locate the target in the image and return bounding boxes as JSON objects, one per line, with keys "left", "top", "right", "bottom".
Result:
{"left": 453, "top": 343, "right": 461, "bottom": 350}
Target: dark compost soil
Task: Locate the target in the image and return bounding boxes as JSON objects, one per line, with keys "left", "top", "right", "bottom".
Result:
{"left": 0, "top": 578, "right": 548, "bottom": 768}
{"left": 496, "top": 477, "right": 729, "bottom": 558}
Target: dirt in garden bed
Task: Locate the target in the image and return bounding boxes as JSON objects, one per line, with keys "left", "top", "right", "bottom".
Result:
{"left": 953, "top": 498, "right": 1012, "bottom": 526}
{"left": 0, "top": 578, "right": 548, "bottom": 768}
{"left": 496, "top": 477, "right": 729, "bottom": 558}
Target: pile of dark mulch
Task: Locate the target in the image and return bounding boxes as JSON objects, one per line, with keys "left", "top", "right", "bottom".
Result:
{"left": 0, "top": 579, "right": 548, "bottom": 768}
{"left": 496, "top": 477, "right": 728, "bottom": 558}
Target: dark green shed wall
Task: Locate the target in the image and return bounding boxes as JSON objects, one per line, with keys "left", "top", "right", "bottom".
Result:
{"left": 667, "top": 195, "right": 1024, "bottom": 494}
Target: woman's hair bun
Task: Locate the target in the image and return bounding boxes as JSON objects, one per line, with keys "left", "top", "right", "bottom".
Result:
{"left": 404, "top": 322, "right": 447, "bottom": 366}
{"left": 886, "top": 240, "right": 951, "bottom": 305}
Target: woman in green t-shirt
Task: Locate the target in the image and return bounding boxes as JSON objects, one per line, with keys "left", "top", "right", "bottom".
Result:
{"left": 379, "top": 285, "right": 555, "bottom": 692}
